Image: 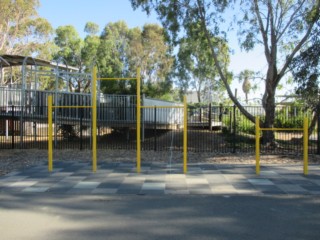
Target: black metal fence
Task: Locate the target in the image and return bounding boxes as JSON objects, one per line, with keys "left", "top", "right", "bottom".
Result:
{"left": 0, "top": 104, "right": 318, "bottom": 155}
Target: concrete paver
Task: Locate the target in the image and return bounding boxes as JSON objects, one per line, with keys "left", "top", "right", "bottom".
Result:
{"left": 0, "top": 161, "right": 320, "bottom": 195}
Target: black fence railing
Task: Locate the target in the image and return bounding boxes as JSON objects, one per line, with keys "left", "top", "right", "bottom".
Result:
{"left": 0, "top": 105, "right": 318, "bottom": 155}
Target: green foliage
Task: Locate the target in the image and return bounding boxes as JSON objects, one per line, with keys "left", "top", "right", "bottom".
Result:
{"left": 274, "top": 115, "right": 304, "bottom": 129}
{"left": 290, "top": 33, "right": 320, "bottom": 110}
{"left": 130, "top": 0, "right": 320, "bottom": 145}
{"left": 97, "top": 22, "right": 174, "bottom": 96}
{"left": 53, "top": 21, "right": 174, "bottom": 96}
{"left": 0, "top": 0, "right": 53, "bottom": 57}
{"left": 274, "top": 107, "right": 305, "bottom": 129}
{"left": 175, "top": 22, "right": 230, "bottom": 103}
{"left": 221, "top": 111, "right": 255, "bottom": 135}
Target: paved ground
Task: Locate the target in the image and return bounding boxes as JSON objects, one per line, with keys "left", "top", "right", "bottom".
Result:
{"left": 1, "top": 193, "right": 320, "bottom": 240}
{"left": 1, "top": 161, "right": 320, "bottom": 240}
{"left": 1, "top": 161, "right": 320, "bottom": 195}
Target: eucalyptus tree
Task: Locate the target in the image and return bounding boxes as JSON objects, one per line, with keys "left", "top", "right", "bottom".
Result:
{"left": 98, "top": 21, "right": 174, "bottom": 97}
{"left": 97, "top": 21, "right": 131, "bottom": 94}
{"left": 290, "top": 31, "right": 320, "bottom": 136}
{"left": 131, "top": 0, "right": 320, "bottom": 144}
{"left": 54, "top": 23, "right": 100, "bottom": 92}
{"left": 0, "top": 0, "right": 53, "bottom": 56}
{"left": 130, "top": 24, "right": 174, "bottom": 98}
{"left": 175, "top": 22, "right": 230, "bottom": 103}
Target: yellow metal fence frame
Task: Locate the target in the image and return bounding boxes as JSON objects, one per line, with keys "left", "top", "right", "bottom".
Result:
{"left": 48, "top": 67, "right": 188, "bottom": 174}
{"left": 93, "top": 67, "right": 142, "bottom": 173}
{"left": 255, "top": 116, "right": 308, "bottom": 175}
{"left": 47, "top": 96, "right": 94, "bottom": 172}
{"left": 141, "top": 95, "right": 188, "bottom": 173}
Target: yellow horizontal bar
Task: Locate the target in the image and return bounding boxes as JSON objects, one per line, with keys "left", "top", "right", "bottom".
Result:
{"left": 52, "top": 106, "right": 93, "bottom": 109}
{"left": 98, "top": 77, "right": 137, "bottom": 80}
{"left": 141, "top": 106, "right": 184, "bottom": 109}
{"left": 260, "top": 127, "right": 303, "bottom": 131}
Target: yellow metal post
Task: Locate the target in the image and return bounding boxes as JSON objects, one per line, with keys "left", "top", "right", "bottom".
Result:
{"left": 136, "top": 67, "right": 141, "bottom": 173}
{"left": 183, "top": 95, "right": 188, "bottom": 174}
{"left": 92, "top": 67, "right": 97, "bottom": 172}
{"left": 303, "top": 117, "right": 308, "bottom": 175}
{"left": 255, "top": 116, "right": 260, "bottom": 175}
{"left": 48, "top": 95, "right": 53, "bottom": 172}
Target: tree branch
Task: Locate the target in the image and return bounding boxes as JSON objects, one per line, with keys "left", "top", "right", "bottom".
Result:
{"left": 253, "top": 0, "right": 271, "bottom": 63}
{"left": 277, "top": 1, "right": 320, "bottom": 84}
{"left": 276, "top": 0, "right": 306, "bottom": 42}
{"left": 196, "top": 0, "right": 255, "bottom": 122}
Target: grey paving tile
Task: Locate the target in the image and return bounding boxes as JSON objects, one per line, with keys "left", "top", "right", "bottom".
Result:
{"left": 51, "top": 172, "right": 73, "bottom": 177}
{"left": 97, "top": 181, "right": 123, "bottom": 188}
{"left": 165, "top": 189, "right": 190, "bottom": 194}
{"left": 118, "top": 182, "right": 143, "bottom": 190}
{"left": 260, "top": 171, "right": 279, "bottom": 176}
{"left": 253, "top": 185, "right": 286, "bottom": 194}
{"left": 289, "top": 179, "right": 317, "bottom": 186}
{"left": 1, "top": 187, "right": 25, "bottom": 192}
{"left": 188, "top": 189, "right": 213, "bottom": 194}
{"left": 22, "top": 186, "right": 49, "bottom": 193}
{"left": 92, "top": 188, "right": 117, "bottom": 194}
{"left": 52, "top": 181, "right": 76, "bottom": 188}
{"left": 232, "top": 182, "right": 255, "bottom": 190}
{"left": 1, "top": 176, "right": 29, "bottom": 182}
{"left": 165, "top": 184, "right": 188, "bottom": 190}
{"left": 139, "top": 189, "right": 165, "bottom": 195}
{"left": 67, "top": 188, "right": 93, "bottom": 194}
{"left": 186, "top": 178, "right": 208, "bottom": 185}
{"left": 9, "top": 181, "right": 38, "bottom": 188}
{"left": 310, "top": 179, "right": 320, "bottom": 186}
{"left": 309, "top": 191, "right": 320, "bottom": 195}
{"left": 62, "top": 176, "right": 87, "bottom": 182}
{"left": 205, "top": 175, "right": 228, "bottom": 184}
{"left": 270, "top": 178, "right": 293, "bottom": 184}
{"left": 248, "top": 179, "right": 274, "bottom": 185}
{"left": 277, "top": 184, "right": 308, "bottom": 193}
{"left": 301, "top": 185, "right": 320, "bottom": 191}
{"left": 210, "top": 184, "right": 238, "bottom": 194}
{"left": 117, "top": 188, "right": 141, "bottom": 194}
{"left": 46, "top": 187, "right": 73, "bottom": 193}
{"left": 142, "top": 182, "right": 165, "bottom": 191}
{"left": 73, "top": 181, "right": 100, "bottom": 189}
{"left": 4, "top": 171, "right": 21, "bottom": 177}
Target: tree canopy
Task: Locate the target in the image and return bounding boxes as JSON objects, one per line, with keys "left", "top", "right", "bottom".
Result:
{"left": 131, "top": 0, "right": 320, "bottom": 143}
{"left": 52, "top": 21, "right": 174, "bottom": 97}
{"left": 0, "top": 0, "right": 53, "bottom": 57}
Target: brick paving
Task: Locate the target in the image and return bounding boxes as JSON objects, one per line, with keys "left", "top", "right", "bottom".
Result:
{"left": 1, "top": 161, "right": 320, "bottom": 195}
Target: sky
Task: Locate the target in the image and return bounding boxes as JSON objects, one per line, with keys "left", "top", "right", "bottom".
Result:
{"left": 38, "top": 0, "right": 279, "bottom": 102}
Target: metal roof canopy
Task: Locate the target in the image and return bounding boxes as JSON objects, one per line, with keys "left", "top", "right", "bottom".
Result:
{"left": 0, "top": 54, "right": 79, "bottom": 71}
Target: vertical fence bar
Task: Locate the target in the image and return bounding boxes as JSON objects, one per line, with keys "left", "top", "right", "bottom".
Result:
{"left": 255, "top": 116, "right": 260, "bottom": 175}
{"left": 233, "top": 105, "right": 236, "bottom": 153}
{"left": 209, "top": 103, "right": 212, "bottom": 131}
{"left": 11, "top": 105, "right": 14, "bottom": 149}
{"left": 80, "top": 108, "right": 83, "bottom": 150}
{"left": 317, "top": 112, "right": 320, "bottom": 154}
{"left": 92, "top": 67, "right": 97, "bottom": 172}
{"left": 48, "top": 95, "right": 53, "bottom": 172}
{"left": 137, "top": 68, "right": 141, "bottom": 173}
{"left": 183, "top": 96, "right": 188, "bottom": 174}
{"left": 303, "top": 117, "right": 308, "bottom": 175}
{"left": 154, "top": 106, "right": 157, "bottom": 151}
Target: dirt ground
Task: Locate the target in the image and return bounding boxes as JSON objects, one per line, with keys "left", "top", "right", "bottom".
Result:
{"left": 1, "top": 148, "right": 320, "bottom": 177}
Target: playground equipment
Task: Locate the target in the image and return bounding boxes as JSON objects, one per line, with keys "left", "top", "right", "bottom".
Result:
{"left": 48, "top": 66, "right": 188, "bottom": 173}
{"left": 255, "top": 116, "right": 308, "bottom": 175}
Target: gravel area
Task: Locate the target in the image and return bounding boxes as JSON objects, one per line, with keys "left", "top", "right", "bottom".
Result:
{"left": 1, "top": 149, "right": 320, "bottom": 177}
